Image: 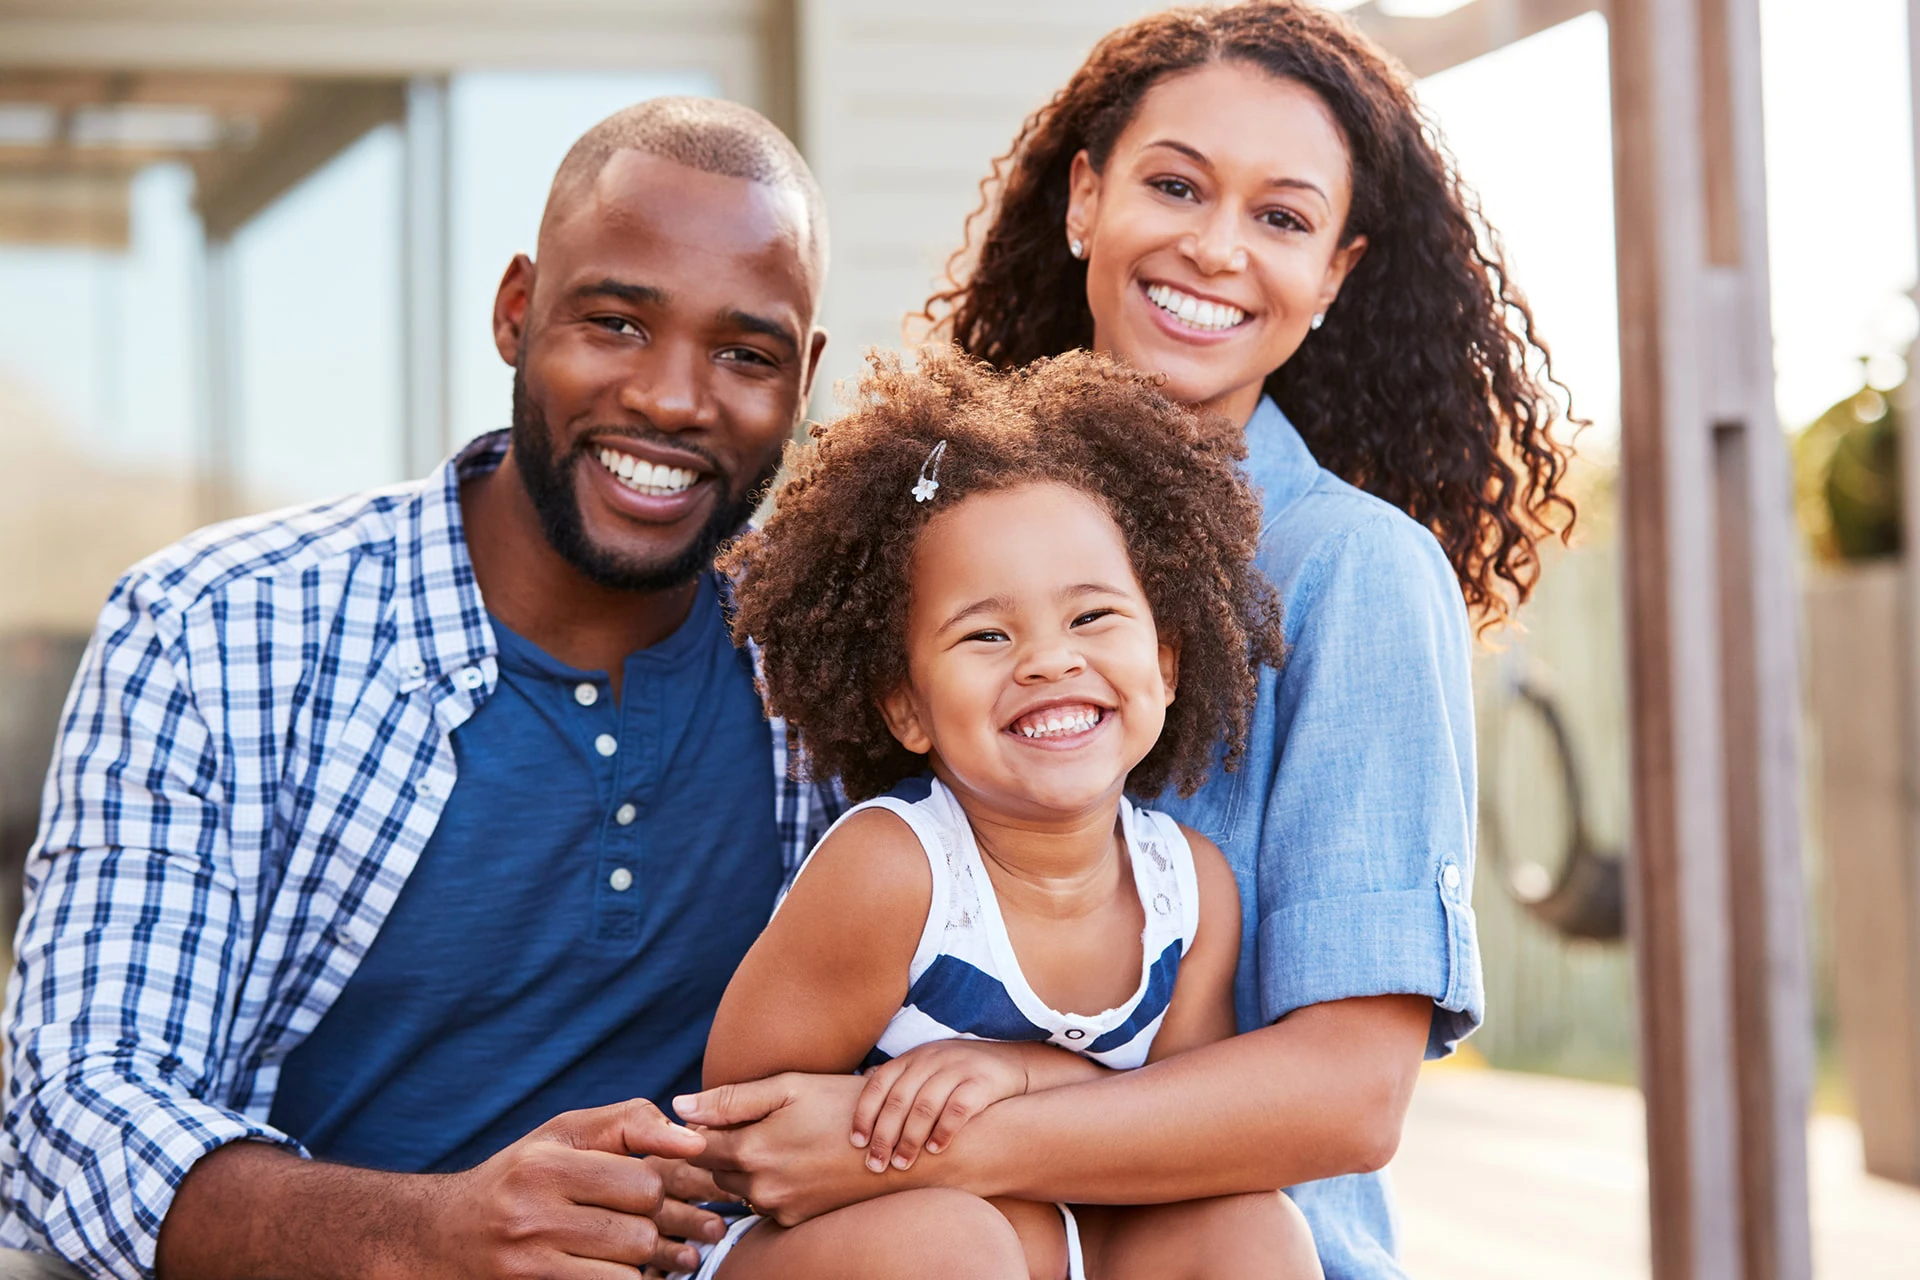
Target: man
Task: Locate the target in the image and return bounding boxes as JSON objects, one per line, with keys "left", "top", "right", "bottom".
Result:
{"left": 0, "top": 96, "right": 834, "bottom": 1280}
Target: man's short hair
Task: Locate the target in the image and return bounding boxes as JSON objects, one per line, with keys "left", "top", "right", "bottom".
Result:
{"left": 548, "top": 96, "right": 827, "bottom": 270}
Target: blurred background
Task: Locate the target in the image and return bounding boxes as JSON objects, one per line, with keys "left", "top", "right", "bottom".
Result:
{"left": 0, "top": 0, "right": 1915, "bottom": 1275}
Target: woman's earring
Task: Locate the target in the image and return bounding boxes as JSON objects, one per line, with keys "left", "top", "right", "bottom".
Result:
{"left": 1310, "top": 312, "right": 1326, "bottom": 331}
{"left": 1069, "top": 237, "right": 1085, "bottom": 259}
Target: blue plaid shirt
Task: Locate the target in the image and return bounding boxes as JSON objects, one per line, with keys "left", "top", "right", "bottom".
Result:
{"left": 0, "top": 431, "right": 837, "bottom": 1278}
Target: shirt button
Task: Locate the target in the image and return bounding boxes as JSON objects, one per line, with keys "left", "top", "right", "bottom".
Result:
{"left": 403, "top": 660, "right": 426, "bottom": 680}
{"left": 609, "top": 867, "right": 634, "bottom": 892}
{"left": 595, "top": 733, "right": 618, "bottom": 757}
{"left": 457, "top": 667, "right": 484, "bottom": 690}
{"left": 414, "top": 779, "right": 435, "bottom": 799}
{"left": 1063, "top": 1028, "right": 1086, "bottom": 1041}
{"left": 615, "top": 803, "right": 637, "bottom": 826}
{"left": 1442, "top": 864, "right": 1463, "bottom": 892}
{"left": 574, "top": 682, "right": 599, "bottom": 707}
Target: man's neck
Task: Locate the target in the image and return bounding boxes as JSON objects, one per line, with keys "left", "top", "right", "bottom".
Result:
{"left": 461, "top": 450, "right": 700, "bottom": 690}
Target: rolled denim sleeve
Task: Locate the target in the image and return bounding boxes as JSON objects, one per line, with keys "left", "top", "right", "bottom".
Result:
{"left": 1254, "top": 511, "right": 1481, "bottom": 1057}
{"left": 3, "top": 576, "right": 304, "bottom": 1279}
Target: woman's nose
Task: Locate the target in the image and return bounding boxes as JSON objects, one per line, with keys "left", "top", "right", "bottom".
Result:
{"left": 1183, "top": 206, "right": 1247, "bottom": 276}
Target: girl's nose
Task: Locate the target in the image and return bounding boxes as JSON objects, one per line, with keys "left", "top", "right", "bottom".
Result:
{"left": 1016, "top": 641, "right": 1085, "bottom": 683}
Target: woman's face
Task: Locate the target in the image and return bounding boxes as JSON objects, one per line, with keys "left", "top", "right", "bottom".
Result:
{"left": 1066, "top": 61, "right": 1367, "bottom": 426}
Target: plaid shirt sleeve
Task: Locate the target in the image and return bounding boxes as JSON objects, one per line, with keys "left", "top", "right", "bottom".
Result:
{"left": 3, "top": 572, "right": 304, "bottom": 1280}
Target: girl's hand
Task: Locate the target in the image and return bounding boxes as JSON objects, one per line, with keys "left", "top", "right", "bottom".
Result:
{"left": 851, "top": 1041, "right": 1035, "bottom": 1172}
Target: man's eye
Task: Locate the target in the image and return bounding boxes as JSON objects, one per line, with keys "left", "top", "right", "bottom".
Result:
{"left": 593, "top": 316, "right": 642, "bottom": 338}
{"left": 718, "top": 347, "right": 777, "bottom": 367}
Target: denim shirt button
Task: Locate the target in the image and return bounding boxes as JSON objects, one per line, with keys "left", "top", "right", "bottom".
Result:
{"left": 1441, "top": 863, "right": 1462, "bottom": 893}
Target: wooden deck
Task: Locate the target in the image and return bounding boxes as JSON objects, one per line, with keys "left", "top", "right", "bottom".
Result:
{"left": 1392, "top": 1066, "right": 1920, "bottom": 1278}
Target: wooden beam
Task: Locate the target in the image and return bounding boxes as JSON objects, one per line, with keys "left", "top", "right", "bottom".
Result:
{"left": 0, "top": 69, "right": 296, "bottom": 115}
{"left": 1609, "top": 0, "right": 1812, "bottom": 1276}
{"left": 192, "top": 79, "right": 405, "bottom": 241}
{"left": 1895, "top": 0, "right": 1920, "bottom": 1193}
{"left": 0, "top": 165, "right": 127, "bottom": 246}
{"left": 1347, "top": 0, "right": 1600, "bottom": 79}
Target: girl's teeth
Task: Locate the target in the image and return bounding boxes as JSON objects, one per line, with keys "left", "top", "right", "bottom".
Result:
{"left": 1018, "top": 708, "right": 1101, "bottom": 738}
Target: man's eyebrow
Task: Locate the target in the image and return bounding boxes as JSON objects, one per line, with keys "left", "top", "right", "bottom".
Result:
{"left": 1140, "top": 138, "right": 1330, "bottom": 205}
{"left": 571, "top": 278, "right": 667, "bottom": 307}
{"left": 937, "top": 594, "right": 1016, "bottom": 635}
{"left": 720, "top": 307, "right": 801, "bottom": 358}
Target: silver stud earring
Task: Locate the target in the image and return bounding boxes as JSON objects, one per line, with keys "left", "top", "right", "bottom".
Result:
{"left": 1310, "top": 312, "right": 1326, "bottom": 331}
{"left": 1070, "top": 237, "right": 1085, "bottom": 259}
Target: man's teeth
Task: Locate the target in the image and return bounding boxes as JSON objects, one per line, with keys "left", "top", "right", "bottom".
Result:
{"left": 1015, "top": 707, "right": 1104, "bottom": 739}
{"left": 597, "top": 448, "right": 700, "bottom": 495}
{"left": 1145, "top": 283, "right": 1246, "bottom": 332}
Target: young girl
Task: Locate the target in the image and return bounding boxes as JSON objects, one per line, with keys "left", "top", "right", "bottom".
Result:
{"left": 691, "top": 348, "right": 1307, "bottom": 1280}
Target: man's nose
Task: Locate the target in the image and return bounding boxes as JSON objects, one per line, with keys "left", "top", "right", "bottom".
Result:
{"left": 617, "top": 342, "right": 717, "bottom": 432}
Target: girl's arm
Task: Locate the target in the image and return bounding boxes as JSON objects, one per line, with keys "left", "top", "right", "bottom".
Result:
{"left": 1145, "top": 826, "right": 1241, "bottom": 1061}
{"left": 702, "top": 808, "right": 931, "bottom": 1088}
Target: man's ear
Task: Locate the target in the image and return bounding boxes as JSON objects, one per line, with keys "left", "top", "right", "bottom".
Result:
{"left": 878, "top": 685, "right": 933, "bottom": 755}
{"left": 801, "top": 328, "right": 829, "bottom": 405}
{"left": 493, "top": 254, "right": 535, "bottom": 365}
{"left": 1158, "top": 639, "right": 1180, "bottom": 706}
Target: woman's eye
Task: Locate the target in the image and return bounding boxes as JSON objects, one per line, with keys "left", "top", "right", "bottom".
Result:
{"left": 1260, "top": 208, "right": 1310, "bottom": 234}
{"left": 1149, "top": 177, "right": 1197, "bottom": 201}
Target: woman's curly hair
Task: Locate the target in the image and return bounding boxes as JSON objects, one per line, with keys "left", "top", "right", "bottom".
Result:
{"left": 720, "top": 347, "right": 1284, "bottom": 803}
{"left": 922, "top": 0, "right": 1577, "bottom": 627}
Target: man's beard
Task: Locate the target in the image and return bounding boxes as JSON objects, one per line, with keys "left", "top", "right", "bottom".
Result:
{"left": 509, "top": 367, "right": 780, "bottom": 593}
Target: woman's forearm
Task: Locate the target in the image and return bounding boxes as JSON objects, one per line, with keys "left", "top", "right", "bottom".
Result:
{"left": 938, "top": 995, "right": 1429, "bottom": 1203}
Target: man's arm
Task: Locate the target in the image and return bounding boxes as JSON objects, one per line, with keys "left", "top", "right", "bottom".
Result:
{"left": 679, "top": 993, "right": 1429, "bottom": 1222}
{"left": 156, "top": 1101, "right": 709, "bottom": 1280}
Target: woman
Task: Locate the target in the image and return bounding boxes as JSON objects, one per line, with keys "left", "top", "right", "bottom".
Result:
{"left": 679, "top": 5, "right": 1576, "bottom": 1276}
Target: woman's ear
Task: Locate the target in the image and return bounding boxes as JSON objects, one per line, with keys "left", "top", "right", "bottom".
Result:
{"left": 1317, "top": 234, "right": 1369, "bottom": 315}
{"left": 1066, "top": 149, "right": 1102, "bottom": 256}
{"left": 878, "top": 685, "right": 934, "bottom": 755}
{"left": 1158, "top": 640, "right": 1180, "bottom": 706}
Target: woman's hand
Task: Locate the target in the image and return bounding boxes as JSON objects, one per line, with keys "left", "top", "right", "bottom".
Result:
{"left": 852, "top": 1041, "right": 1031, "bottom": 1171}
{"left": 678, "top": 1073, "right": 929, "bottom": 1226}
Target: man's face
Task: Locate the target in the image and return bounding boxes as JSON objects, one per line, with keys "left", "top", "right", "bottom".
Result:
{"left": 493, "top": 151, "right": 826, "bottom": 591}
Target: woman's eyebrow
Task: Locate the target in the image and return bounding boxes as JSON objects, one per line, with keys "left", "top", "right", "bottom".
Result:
{"left": 1140, "top": 139, "right": 1331, "bottom": 205}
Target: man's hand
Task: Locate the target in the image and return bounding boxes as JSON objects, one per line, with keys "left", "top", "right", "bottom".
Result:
{"left": 678, "top": 1074, "right": 920, "bottom": 1227}
{"left": 428, "top": 1100, "right": 713, "bottom": 1277}
{"left": 851, "top": 1041, "right": 1031, "bottom": 1172}
{"left": 158, "top": 1098, "right": 712, "bottom": 1280}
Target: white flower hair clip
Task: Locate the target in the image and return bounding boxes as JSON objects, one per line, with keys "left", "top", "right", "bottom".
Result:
{"left": 911, "top": 439, "right": 948, "bottom": 504}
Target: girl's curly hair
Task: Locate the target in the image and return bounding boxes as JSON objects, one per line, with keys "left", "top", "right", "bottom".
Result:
{"left": 720, "top": 347, "right": 1284, "bottom": 803}
{"left": 923, "top": 0, "right": 1577, "bottom": 627}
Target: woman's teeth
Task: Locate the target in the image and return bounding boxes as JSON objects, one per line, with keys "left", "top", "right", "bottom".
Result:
{"left": 1145, "top": 283, "right": 1247, "bottom": 332}
{"left": 597, "top": 448, "right": 699, "bottom": 496}
{"left": 1014, "top": 707, "right": 1104, "bottom": 739}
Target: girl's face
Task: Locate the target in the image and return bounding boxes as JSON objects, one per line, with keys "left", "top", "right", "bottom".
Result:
{"left": 881, "top": 482, "right": 1177, "bottom": 824}
{"left": 1066, "top": 61, "right": 1368, "bottom": 427}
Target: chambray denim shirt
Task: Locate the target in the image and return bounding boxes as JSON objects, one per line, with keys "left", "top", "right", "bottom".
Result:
{"left": 1152, "top": 397, "right": 1482, "bottom": 1280}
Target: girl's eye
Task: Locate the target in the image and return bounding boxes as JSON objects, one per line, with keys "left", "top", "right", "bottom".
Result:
{"left": 1071, "top": 609, "right": 1115, "bottom": 627}
{"left": 963, "top": 629, "right": 1009, "bottom": 644}
{"left": 1149, "top": 177, "right": 1197, "bottom": 201}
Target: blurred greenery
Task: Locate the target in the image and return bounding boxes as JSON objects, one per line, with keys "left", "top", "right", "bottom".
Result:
{"left": 1795, "top": 376, "right": 1902, "bottom": 563}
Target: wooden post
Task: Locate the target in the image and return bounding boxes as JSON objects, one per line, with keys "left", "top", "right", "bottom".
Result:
{"left": 1608, "top": 0, "right": 1813, "bottom": 1277}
